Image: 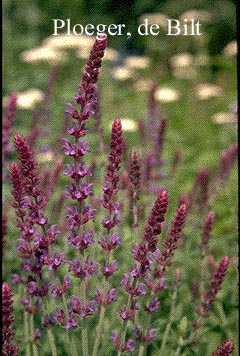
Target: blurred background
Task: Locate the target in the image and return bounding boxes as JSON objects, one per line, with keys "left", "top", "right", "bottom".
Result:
{"left": 2, "top": 0, "right": 237, "bottom": 175}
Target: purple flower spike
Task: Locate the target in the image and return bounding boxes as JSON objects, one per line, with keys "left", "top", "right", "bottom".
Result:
{"left": 99, "top": 232, "right": 121, "bottom": 251}
{"left": 51, "top": 275, "right": 71, "bottom": 297}
{"left": 65, "top": 314, "right": 78, "bottom": 330}
{"left": 101, "top": 118, "right": 123, "bottom": 232}
{"left": 2, "top": 283, "right": 19, "bottom": 356}
{"left": 68, "top": 257, "right": 98, "bottom": 278}
{"left": 110, "top": 331, "right": 135, "bottom": 352}
{"left": 212, "top": 340, "right": 235, "bottom": 356}
{"left": 34, "top": 329, "right": 41, "bottom": 341}
{"left": 195, "top": 256, "right": 229, "bottom": 320}
{"left": 95, "top": 288, "right": 116, "bottom": 305}
{"left": 44, "top": 252, "right": 63, "bottom": 270}
{"left": 153, "top": 204, "right": 187, "bottom": 279}
{"left": 101, "top": 260, "right": 118, "bottom": 278}
{"left": 2, "top": 93, "right": 17, "bottom": 181}
{"left": 144, "top": 297, "right": 160, "bottom": 313}
{"left": 69, "top": 295, "right": 98, "bottom": 318}
{"left": 143, "top": 189, "right": 169, "bottom": 252}
{"left": 133, "top": 325, "right": 157, "bottom": 343}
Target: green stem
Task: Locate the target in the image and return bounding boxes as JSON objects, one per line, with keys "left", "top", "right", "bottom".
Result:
{"left": 137, "top": 313, "right": 151, "bottom": 356}
{"left": 216, "top": 302, "right": 234, "bottom": 340}
{"left": 132, "top": 192, "right": 139, "bottom": 229}
{"left": 24, "top": 310, "right": 31, "bottom": 356}
{"left": 117, "top": 280, "right": 137, "bottom": 356}
{"left": 30, "top": 312, "right": 39, "bottom": 356}
{"left": 199, "top": 248, "right": 207, "bottom": 303}
{"left": 160, "top": 287, "right": 178, "bottom": 351}
{"left": 47, "top": 326, "right": 58, "bottom": 356}
{"left": 61, "top": 294, "right": 78, "bottom": 356}
{"left": 81, "top": 280, "right": 89, "bottom": 356}
{"left": 174, "top": 343, "right": 182, "bottom": 356}
{"left": 91, "top": 305, "right": 106, "bottom": 356}
{"left": 82, "top": 318, "right": 89, "bottom": 356}
{"left": 41, "top": 298, "right": 58, "bottom": 356}
{"left": 138, "top": 344, "right": 145, "bottom": 356}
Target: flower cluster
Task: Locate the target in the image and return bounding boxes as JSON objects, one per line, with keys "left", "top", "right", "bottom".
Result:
{"left": 195, "top": 256, "right": 229, "bottom": 323}
{"left": 64, "top": 36, "right": 107, "bottom": 258}
{"left": 212, "top": 340, "right": 235, "bottom": 356}
{"left": 2, "top": 92, "right": 17, "bottom": 181}
{"left": 11, "top": 135, "right": 60, "bottom": 277}
{"left": 101, "top": 118, "right": 123, "bottom": 232}
{"left": 154, "top": 115, "right": 168, "bottom": 167}
{"left": 200, "top": 211, "right": 215, "bottom": 248}
{"left": 2, "top": 214, "right": 7, "bottom": 256}
{"left": 152, "top": 203, "right": 187, "bottom": 279}
{"left": 216, "top": 142, "right": 238, "bottom": 185}
{"left": 193, "top": 167, "right": 210, "bottom": 212}
{"left": 2, "top": 282, "right": 18, "bottom": 356}
{"left": 127, "top": 147, "right": 142, "bottom": 228}
{"left": 128, "top": 147, "right": 142, "bottom": 199}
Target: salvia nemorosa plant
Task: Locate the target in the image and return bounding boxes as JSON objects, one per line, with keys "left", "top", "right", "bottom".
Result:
{"left": 2, "top": 34, "right": 237, "bottom": 356}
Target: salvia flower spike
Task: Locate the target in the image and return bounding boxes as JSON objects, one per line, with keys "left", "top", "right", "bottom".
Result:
{"left": 212, "top": 340, "right": 235, "bottom": 356}
{"left": 2, "top": 282, "right": 19, "bottom": 356}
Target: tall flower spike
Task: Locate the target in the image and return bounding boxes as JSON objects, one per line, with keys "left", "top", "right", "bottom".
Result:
{"left": 154, "top": 115, "right": 167, "bottom": 166}
{"left": 102, "top": 118, "right": 123, "bottom": 232}
{"left": 216, "top": 142, "right": 238, "bottom": 185}
{"left": 212, "top": 340, "right": 235, "bottom": 356}
{"left": 196, "top": 256, "right": 229, "bottom": 319}
{"left": 143, "top": 190, "right": 169, "bottom": 252}
{"left": 153, "top": 204, "right": 187, "bottom": 279}
{"left": 201, "top": 211, "right": 215, "bottom": 248}
{"left": 14, "top": 134, "right": 43, "bottom": 201}
{"left": 128, "top": 148, "right": 142, "bottom": 228}
{"left": 2, "top": 92, "right": 17, "bottom": 181}
{"left": 194, "top": 167, "right": 209, "bottom": 212}
{"left": 2, "top": 282, "right": 19, "bottom": 356}
{"left": 170, "top": 149, "right": 182, "bottom": 176}
{"left": 64, "top": 36, "right": 107, "bottom": 254}
{"left": 129, "top": 148, "right": 142, "bottom": 196}
{"left": 2, "top": 214, "right": 7, "bottom": 256}
{"left": 67, "top": 34, "right": 107, "bottom": 125}
{"left": 148, "top": 81, "right": 160, "bottom": 134}
{"left": 10, "top": 162, "right": 26, "bottom": 220}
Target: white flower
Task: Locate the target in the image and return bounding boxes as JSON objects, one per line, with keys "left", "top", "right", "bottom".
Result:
{"left": 76, "top": 47, "right": 93, "bottom": 59}
{"left": 223, "top": 41, "right": 237, "bottom": 57}
{"left": 104, "top": 48, "right": 120, "bottom": 62}
{"left": 179, "top": 10, "right": 211, "bottom": 23}
{"left": 139, "top": 13, "right": 169, "bottom": 28}
{"left": 3, "top": 89, "right": 44, "bottom": 109}
{"left": 109, "top": 118, "right": 137, "bottom": 132}
{"left": 169, "top": 53, "right": 194, "bottom": 68}
{"left": 42, "top": 34, "right": 94, "bottom": 49}
{"left": 212, "top": 112, "right": 237, "bottom": 124}
{"left": 155, "top": 87, "right": 180, "bottom": 102}
{"left": 20, "top": 46, "right": 66, "bottom": 63}
{"left": 36, "top": 151, "right": 55, "bottom": 163}
{"left": 195, "top": 83, "right": 223, "bottom": 100}
{"left": 124, "top": 56, "right": 150, "bottom": 69}
{"left": 111, "top": 66, "right": 135, "bottom": 81}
